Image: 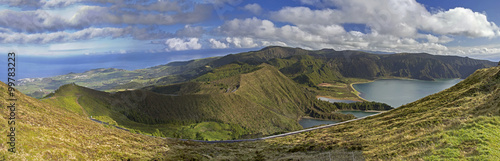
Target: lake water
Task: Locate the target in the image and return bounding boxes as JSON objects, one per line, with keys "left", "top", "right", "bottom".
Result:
{"left": 352, "top": 79, "right": 463, "bottom": 107}
{"left": 300, "top": 78, "right": 462, "bottom": 128}
{"left": 299, "top": 118, "right": 339, "bottom": 129}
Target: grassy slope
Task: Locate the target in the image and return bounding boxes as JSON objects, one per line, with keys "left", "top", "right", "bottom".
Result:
{"left": 43, "top": 64, "right": 345, "bottom": 140}
{"left": 164, "top": 66, "right": 500, "bottom": 160}
{"left": 2, "top": 61, "right": 498, "bottom": 160}
{"left": 0, "top": 82, "right": 170, "bottom": 160}
{"left": 20, "top": 46, "right": 495, "bottom": 99}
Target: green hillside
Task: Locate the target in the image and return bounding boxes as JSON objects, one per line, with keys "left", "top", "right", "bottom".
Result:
{"left": 2, "top": 59, "right": 499, "bottom": 160}
{"left": 164, "top": 66, "right": 500, "bottom": 160}
{"left": 0, "top": 82, "right": 170, "bottom": 160}
{"left": 18, "top": 46, "right": 496, "bottom": 99}
{"left": 43, "top": 64, "right": 370, "bottom": 141}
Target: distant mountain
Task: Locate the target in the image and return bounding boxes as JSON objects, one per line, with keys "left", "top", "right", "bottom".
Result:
{"left": 18, "top": 46, "right": 496, "bottom": 97}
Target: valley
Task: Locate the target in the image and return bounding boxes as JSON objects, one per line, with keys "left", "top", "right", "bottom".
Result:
{"left": 4, "top": 46, "right": 498, "bottom": 160}
{"left": 14, "top": 46, "right": 497, "bottom": 142}
{"left": 2, "top": 66, "right": 499, "bottom": 160}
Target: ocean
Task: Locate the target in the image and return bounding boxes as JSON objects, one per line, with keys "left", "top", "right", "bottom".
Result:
{"left": 0, "top": 48, "right": 258, "bottom": 80}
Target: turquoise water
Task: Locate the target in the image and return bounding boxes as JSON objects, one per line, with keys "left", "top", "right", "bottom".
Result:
{"left": 353, "top": 79, "right": 463, "bottom": 107}
{"left": 299, "top": 118, "right": 339, "bottom": 128}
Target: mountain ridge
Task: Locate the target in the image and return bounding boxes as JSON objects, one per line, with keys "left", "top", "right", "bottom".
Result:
{"left": 42, "top": 63, "right": 372, "bottom": 140}
{"left": 2, "top": 62, "right": 500, "bottom": 160}
{"left": 18, "top": 46, "right": 496, "bottom": 97}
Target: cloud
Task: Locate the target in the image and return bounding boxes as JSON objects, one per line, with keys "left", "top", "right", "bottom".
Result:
{"left": 175, "top": 25, "right": 205, "bottom": 37}
{"left": 209, "top": 0, "right": 243, "bottom": 7}
{"left": 271, "top": 0, "right": 500, "bottom": 38}
{"left": 209, "top": 38, "right": 228, "bottom": 49}
{"left": 0, "top": 27, "right": 130, "bottom": 44}
{"left": 217, "top": 17, "right": 338, "bottom": 48}
{"left": 0, "top": 2, "right": 212, "bottom": 34}
{"left": 0, "top": 9, "right": 70, "bottom": 33}
{"left": 164, "top": 38, "right": 202, "bottom": 51}
{"left": 243, "top": 3, "right": 262, "bottom": 15}
{"left": 225, "top": 37, "right": 258, "bottom": 48}
{"left": 71, "top": 4, "right": 213, "bottom": 26}
{"left": 0, "top": 27, "right": 172, "bottom": 43}
{"left": 215, "top": 17, "right": 463, "bottom": 54}
{"left": 0, "top": 0, "right": 42, "bottom": 8}
{"left": 422, "top": 7, "right": 500, "bottom": 37}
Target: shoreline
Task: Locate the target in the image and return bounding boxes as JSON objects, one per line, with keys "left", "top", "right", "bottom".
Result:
{"left": 349, "top": 81, "right": 371, "bottom": 102}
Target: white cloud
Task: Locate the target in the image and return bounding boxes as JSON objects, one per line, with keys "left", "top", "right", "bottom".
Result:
{"left": 226, "top": 37, "right": 258, "bottom": 48}
{"left": 165, "top": 38, "right": 202, "bottom": 51}
{"left": 0, "top": 27, "right": 130, "bottom": 44}
{"left": 216, "top": 17, "right": 465, "bottom": 54}
{"left": 209, "top": 38, "right": 228, "bottom": 49}
{"left": 271, "top": 0, "right": 500, "bottom": 38}
{"left": 0, "top": 2, "right": 212, "bottom": 33}
{"left": 0, "top": 9, "right": 69, "bottom": 33}
{"left": 422, "top": 7, "right": 500, "bottom": 38}
{"left": 243, "top": 3, "right": 262, "bottom": 15}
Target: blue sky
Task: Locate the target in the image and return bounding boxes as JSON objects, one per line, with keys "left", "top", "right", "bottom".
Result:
{"left": 1, "top": 0, "right": 500, "bottom": 61}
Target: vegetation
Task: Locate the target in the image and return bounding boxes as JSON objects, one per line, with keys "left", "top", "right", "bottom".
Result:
{"left": 18, "top": 46, "right": 496, "bottom": 98}
{"left": 331, "top": 101, "right": 393, "bottom": 111}
{"left": 0, "top": 82, "right": 170, "bottom": 160}
{"left": 42, "top": 64, "right": 369, "bottom": 141}
{"left": 2, "top": 59, "right": 500, "bottom": 160}
{"left": 162, "top": 66, "right": 500, "bottom": 160}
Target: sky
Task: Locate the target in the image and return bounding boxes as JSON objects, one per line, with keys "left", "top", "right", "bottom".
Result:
{"left": 1, "top": 0, "right": 500, "bottom": 61}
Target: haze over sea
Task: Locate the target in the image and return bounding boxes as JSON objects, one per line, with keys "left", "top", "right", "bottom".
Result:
{"left": 0, "top": 48, "right": 257, "bottom": 80}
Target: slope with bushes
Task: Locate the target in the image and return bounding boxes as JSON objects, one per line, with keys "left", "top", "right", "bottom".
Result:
{"left": 43, "top": 64, "right": 362, "bottom": 141}
{"left": 164, "top": 66, "right": 500, "bottom": 160}
{"left": 18, "top": 46, "right": 496, "bottom": 98}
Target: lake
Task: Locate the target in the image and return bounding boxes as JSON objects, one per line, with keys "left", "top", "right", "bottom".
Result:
{"left": 300, "top": 78, "right": 462, "bottom": 128}
{"left": 299, "top": 118, "right": 339, "bottom": 129}
{"left": 353, "top": 79, "right": 463, "bottom": 107}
